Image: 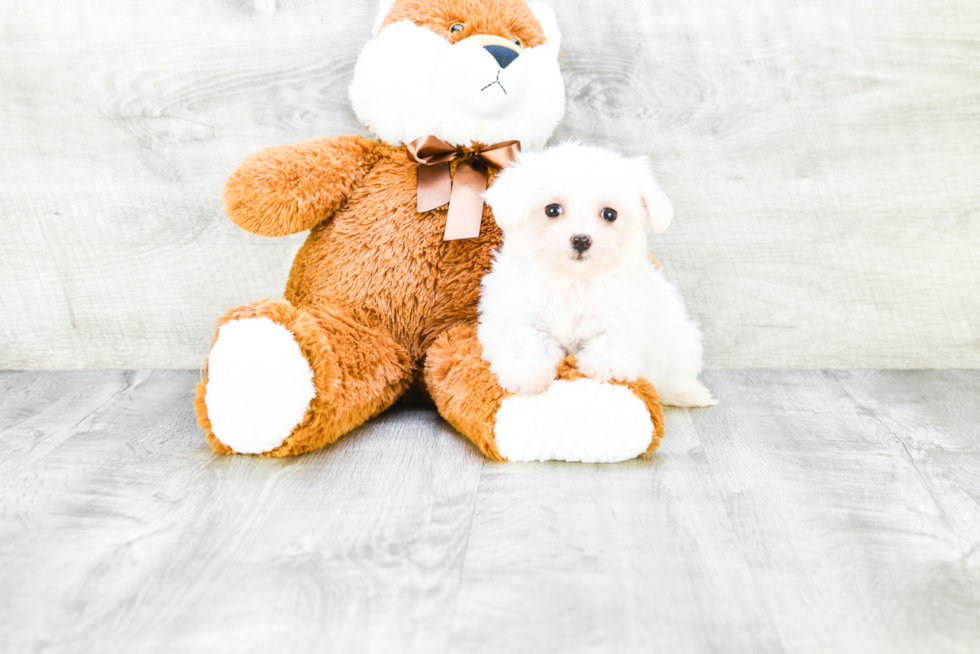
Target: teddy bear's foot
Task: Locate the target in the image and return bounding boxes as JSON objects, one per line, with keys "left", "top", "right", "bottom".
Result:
{"left": 424, "top": 324, "right": 664, "bottom": 463}
{"left": 196, "top": 299, "right": 411, "bottom": 456}
{"left": 203, "top": 317, "right": 316, "bottom": 454}
{"left": 494, "top": 379, "right": 655, "bottom": 463}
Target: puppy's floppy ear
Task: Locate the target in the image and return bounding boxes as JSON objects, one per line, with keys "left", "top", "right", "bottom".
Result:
{"left": 633, "top": 157, "right": 674, "bottom": 233}
{"left": 527, "top": 2, "right": 561, "bottom": 50}
{"left": 483, "top": 165, "right": 526, "bottom": 232}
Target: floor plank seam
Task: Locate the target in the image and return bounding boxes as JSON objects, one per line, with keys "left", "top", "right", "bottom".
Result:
{"left": 6, "top": 372, "right": 142, "bottom": 470}
{"left": 441, "top": 456, "right": 486, "bottom": 654}
{"left": 830, "top": 371, "right": 958, "bottom": 528}
{"left": 685, "top": 404, "right": 790, "bottom": 654}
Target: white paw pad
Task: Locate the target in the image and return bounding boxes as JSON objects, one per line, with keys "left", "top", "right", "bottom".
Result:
{"left": 494, "top": 379, "right": 654, "bottom": 463}
{"left": 204, "top": 317, "right": 316, "bottom": 454}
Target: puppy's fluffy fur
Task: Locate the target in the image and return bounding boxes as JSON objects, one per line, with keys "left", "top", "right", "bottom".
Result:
{"left": 478, "top": 142, "right": 717, "bottom": 407}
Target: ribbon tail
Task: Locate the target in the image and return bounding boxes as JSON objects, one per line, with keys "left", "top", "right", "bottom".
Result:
{"left": 443, "top": 161, "right": 487, "bottom": 241}
{"left": 417, "top": 162, "right": 452, "bottom": 212}
{"left": 478, "top": 141, "right": 521, "bottom": 170}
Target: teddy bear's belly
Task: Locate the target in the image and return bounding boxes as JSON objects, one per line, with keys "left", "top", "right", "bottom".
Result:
{"left": 283, "top": 179, "right": 501, "bottom": 366}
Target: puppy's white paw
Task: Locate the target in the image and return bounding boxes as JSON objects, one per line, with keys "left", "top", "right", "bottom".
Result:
{"left": 661, "top": 380, "right": 718, "bottom": 408}
{"left": 576, "top": 349, "right": 643, "bottom": 384}
{"left": 491, "top": 356, "right": 560, "bottom": 395}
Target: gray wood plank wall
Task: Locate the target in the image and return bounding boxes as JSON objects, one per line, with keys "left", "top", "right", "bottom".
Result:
{"left": 2, "top": 0, "right": 978, "bottom": 369}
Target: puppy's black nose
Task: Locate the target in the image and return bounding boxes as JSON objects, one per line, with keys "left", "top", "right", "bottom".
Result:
{"left": 484, "top": 45, "right": 519, "bottom": 69}
{"left": 571, "top": 234, "right": 592, "bottom": 252}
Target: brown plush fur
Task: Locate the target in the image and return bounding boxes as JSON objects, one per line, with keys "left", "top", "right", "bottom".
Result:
{"left": 424, "top": 323, "right": 507, "bottom": 460}
{"left": 198, "top": 134, "right": 667, "bottom": 458}
{"left": 195, "top": 298, "right": 412, "bottom": 457}
{"left": 198, "top": 1, "right": 667, "bottom": 459}
{"left": 224, "top": 136, "right": 383, "bottom": 238}
{"left": 381, "top": 0, "right": 547, "bottom": 48}
{"left": 424, "top": 331, "right": 666, "bottom": 461}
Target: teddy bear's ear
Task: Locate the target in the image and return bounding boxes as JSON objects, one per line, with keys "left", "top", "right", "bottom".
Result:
{"left": 634, "top": 157, "right": 674, "bottom": 234}
{"left": 372, "top": 0, "right": 397, "bottom": 36}
{"left": 527, "top": 2, "right": 561, "bottom": 50}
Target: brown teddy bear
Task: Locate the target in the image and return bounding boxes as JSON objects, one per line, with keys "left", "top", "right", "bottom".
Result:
{"left": 195, "top": 0, "right": 665, "bottom": 463}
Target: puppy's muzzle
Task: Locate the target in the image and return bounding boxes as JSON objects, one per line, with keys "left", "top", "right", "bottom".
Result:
{"left": 571, "top": 234, "right": 592, "bottom": 253}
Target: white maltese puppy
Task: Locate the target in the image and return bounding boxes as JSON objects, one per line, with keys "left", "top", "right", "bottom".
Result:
{"left": 478, "top": 142, "right": 717, "bottom": 407}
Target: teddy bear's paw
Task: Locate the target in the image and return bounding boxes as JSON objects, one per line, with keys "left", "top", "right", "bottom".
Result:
{"left": 493, "top": 378, "right": 654, "bottom": 463}
{"left": 204, "top": 317, "right": 316, "bottom": 454}
{"left": 660, "top": 379, "right": 718, "bottom": 408}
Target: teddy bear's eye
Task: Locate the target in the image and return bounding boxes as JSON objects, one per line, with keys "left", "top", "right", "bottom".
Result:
{"left": 511, "top": 36, "right": 523, "bottom": 49}
{"left": 601, "top": 207, "right": 618, "bottom": 222}
{"left": 545, "top": 204, "right": 563, "bottom": 218}
{"left": 449, "top": 22, "right": 465, "bottom": 34}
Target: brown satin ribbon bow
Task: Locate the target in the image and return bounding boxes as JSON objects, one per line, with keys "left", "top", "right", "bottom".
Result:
{"left": 407, "top": 135, "right": 521, "bottom": 241}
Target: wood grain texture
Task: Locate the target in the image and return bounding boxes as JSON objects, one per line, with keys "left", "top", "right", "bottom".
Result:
{"left": 1, "top": 370, "right": 979, "bottom": 653}
{"left": 447, "top": 408, "right": 784, "bottom": 654}
{"left": 1, "top": 0, "right": 979, "bottom": 369}
{"left": 688, "top": 370, "right": 980, "bottom": 653}
{"left": 0, "top": 371, "right": 485, "bottom": 654}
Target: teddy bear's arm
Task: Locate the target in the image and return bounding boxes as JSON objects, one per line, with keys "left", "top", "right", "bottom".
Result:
{"left": 223, "top": 135, "right": 381, "bottom": 237}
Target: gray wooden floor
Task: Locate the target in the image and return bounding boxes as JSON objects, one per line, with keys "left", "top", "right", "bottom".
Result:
{"left": 1, "top": 370, "right": 978, "bottom": 653}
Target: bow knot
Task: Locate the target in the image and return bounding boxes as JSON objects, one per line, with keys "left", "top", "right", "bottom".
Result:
{"left": 407, "top": 136, "right": 521, "bottom": 241}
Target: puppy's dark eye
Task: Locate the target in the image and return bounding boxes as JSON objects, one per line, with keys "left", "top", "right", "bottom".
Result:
{"left": 449, "top": 22, "right": 465, "bottom": 34}
{"left": 601, "top": 207, "right": 618, "bottom": 222}
{"left": 511, "top": 36, "right": 523, "bottom": 48}
{"left": 545, "top": 203, "right": 563, "bottom": 218}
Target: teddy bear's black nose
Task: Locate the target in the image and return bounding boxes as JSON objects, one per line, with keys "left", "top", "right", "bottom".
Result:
{"left": 484, "top": 45, "right": 519, "bottom": 69}
{"left": 571, "top": 234, "right": 592, "bottom": 252}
